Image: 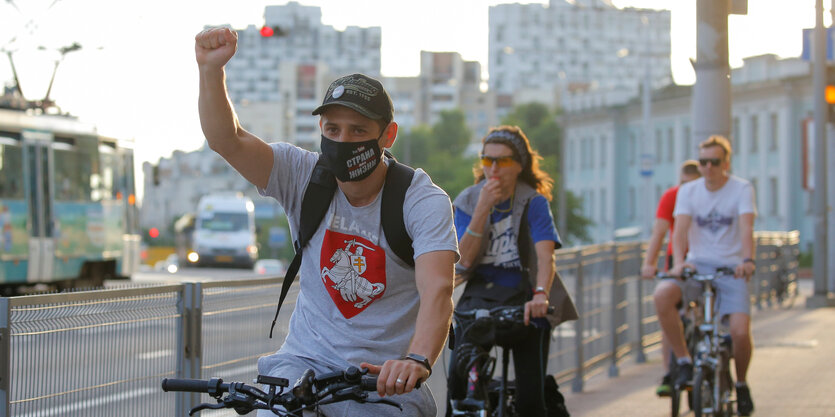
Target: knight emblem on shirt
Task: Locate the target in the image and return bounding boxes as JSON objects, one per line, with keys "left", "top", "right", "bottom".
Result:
{"left": 320, "top": 230, "right": 386, "bottom": 318}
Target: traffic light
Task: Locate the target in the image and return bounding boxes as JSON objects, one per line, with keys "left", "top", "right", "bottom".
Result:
{"left": 260, "top": 26, "right": 274, "bottom": 37}
{"left": 827, "top": 65, "right": 835, "bottom": 121}
{"left": 259, "top": 25, "right": 287, "bottom": 38}
{"left": 149, "top": 227, "right": 159, "bottom": 239}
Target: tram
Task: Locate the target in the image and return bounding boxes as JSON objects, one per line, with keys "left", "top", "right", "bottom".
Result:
{"left": 0, "top": 107, "right": 141, "bottom": 293}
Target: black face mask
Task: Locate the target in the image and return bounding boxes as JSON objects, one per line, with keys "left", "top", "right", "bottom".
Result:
{"left": 319, "top": 134, "right": 383, "bottom": 182}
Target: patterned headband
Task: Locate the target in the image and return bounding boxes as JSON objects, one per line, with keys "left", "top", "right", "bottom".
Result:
{"left": 483, "top": 130, "right": 530, "bottom": 168}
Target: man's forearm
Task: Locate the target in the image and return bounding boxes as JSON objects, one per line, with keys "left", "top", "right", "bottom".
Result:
{"left": 408, "top": 282, "right": 453, "bottom": 366}
{"left": 643, "top": 220, "right": 669, "bottom": 267}
{"left": 672, "top": 221, "right": 688, "bottom": 265}
{"left": 198, "top": 67, "right": 241, "bottom": 155}
{"left": 458, "top": 205, "right": 491, "bottom": 268}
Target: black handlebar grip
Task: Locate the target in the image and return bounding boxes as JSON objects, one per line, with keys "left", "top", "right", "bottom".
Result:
{"left": 359, "top": 376, "right": 422, "bottom": 391}
{"left": 161, "top": 378, "right": 210, "bottom": 393}
{"left": 546, "top": 306, "right": 555, "bottom": 314}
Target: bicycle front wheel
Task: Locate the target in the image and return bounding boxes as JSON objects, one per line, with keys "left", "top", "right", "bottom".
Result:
{"left": 693, "top": 366, "right": 716, "bottom": 417}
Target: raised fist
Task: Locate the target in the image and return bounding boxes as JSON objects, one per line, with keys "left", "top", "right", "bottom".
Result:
{"left": 195, "top": 27, "right": 238, "bottom": 69}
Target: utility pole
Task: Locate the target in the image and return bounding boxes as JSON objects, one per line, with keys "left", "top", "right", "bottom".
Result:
{"left": 640, "top": 14, "right": 654, "bottom": 239}
{"left": 808, "top": 0, "right": 835, "bottom": 307}
{"left": 691, "top": 0, "right": 732, "bottom": 147}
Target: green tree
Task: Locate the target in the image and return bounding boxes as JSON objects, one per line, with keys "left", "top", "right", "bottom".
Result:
{"left": 390, "top": 110, "right": 475, "bottom": 199}
{"left": 502, "top": 102, "right": 592, "bottom": 245}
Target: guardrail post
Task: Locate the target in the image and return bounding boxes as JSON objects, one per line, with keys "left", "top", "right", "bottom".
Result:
{"left": 609, "top": 244, "right": 620, "bottom": 377}
{"left": 572, "top": 250, "right": 585, "bottom": 393}
{"left": 634, "top": 244, "right": 647, "bottom": 364}
{"left": 176, "top": 283, "right": 203, "bottom": 417}
{"left": 0, "top": 297, "right": 10, "bottom": 417}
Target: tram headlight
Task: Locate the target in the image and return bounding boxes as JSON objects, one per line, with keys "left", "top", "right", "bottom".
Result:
{"left": 187, "top": 251, "right": 200, "bottom": 263}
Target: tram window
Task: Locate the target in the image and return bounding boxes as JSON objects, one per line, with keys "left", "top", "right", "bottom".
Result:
{"left": 98, "top": 152, "right": 118, "bottom": 201}
{"left": 53, "top": 148, "right": 93, "bottom": 202}
{"left": 0, "top": 144, "right": 24, "bottom": 199}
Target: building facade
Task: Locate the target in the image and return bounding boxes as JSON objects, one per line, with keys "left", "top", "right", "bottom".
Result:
{"left": 564, "top": 55, "right": 818, "bottom": 249}
{"left": 488, "top": 0, "right": 671, "bottom": 115}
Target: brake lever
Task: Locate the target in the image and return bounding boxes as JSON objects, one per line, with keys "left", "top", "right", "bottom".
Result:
{"left": 189, "top": 402, "right": 227, "bottom": 416}
{"left": 322, "top": 386, "right": 403, "bottom": 410}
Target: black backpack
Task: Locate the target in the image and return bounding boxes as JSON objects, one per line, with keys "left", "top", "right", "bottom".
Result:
{"left": 268, "top": 152, "right": 415, "bottom": 337}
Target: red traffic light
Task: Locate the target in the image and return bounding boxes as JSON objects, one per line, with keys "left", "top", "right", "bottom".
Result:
{"left": 149, "top": 227, "right": 159, "bottom": 238}
{"left": 260, "top": 26, "right": 274, "bottom": 37}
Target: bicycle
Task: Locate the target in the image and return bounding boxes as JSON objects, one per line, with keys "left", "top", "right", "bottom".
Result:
{"left": 655, "top": 272, "right": 698, "bottom": 417}
{"left": 680, "top": 267, "right": 737, "bottom": 417}
{"left": 162, "top": 365, "right": 411, "bottom": 416}
{"left": 447, "top": 304, "right": 555, "bottom": 417}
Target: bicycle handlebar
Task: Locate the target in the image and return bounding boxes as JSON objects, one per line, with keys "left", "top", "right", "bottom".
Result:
{"left": 162, "top": 366, "right": 404, "bottom": 415}
{"left": 454, "top": 305, "right": 556, "bottom": 322}
{"left": 656, "top": 266, "right": 736, "bottom": 281}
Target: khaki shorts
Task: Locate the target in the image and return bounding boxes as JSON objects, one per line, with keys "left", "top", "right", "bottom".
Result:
{"left": 658, "top": 263, "right": 751, "bottom": 318}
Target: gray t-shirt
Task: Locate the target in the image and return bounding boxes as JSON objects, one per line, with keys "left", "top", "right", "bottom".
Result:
{"left": 256, "top": 141, "right": 458, "bottom": 371}
{"left": 673, "top": 175, "right": 757, "bottom": 266}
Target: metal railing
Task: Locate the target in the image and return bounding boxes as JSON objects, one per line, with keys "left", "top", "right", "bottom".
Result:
{"left": 0, "top": 231, "right": 799, "bottom": 417}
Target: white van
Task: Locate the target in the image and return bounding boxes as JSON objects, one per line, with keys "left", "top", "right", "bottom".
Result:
{"left": 189, "top": 193, "right": 258, "bottom": 268}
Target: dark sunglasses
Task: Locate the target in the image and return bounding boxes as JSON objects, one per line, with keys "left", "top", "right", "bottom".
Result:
{"left": 480, "top": 155, "right": 517, "bottom": 168}
{"left": 699, "top": 158, "right": 723, "bottom": 167}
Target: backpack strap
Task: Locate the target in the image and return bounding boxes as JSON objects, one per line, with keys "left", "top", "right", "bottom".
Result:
{"left": 269, "top": 155, "right": 336, "bottom": 338}
{"left": 381, "top": 156, "right": 415, "bottom": 267}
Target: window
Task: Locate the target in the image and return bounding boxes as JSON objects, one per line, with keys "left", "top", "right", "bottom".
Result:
{"left": 750, "top": 115, "right": 759, "bottom": 154}
{"left": 769, "top": 113, "right": 778, "bottom": 151}
{"left": 589, "top": 191, "right": 595, "bottom": 221}
{"left": 628, "top": 187, "right": 636, "bottom": 221}
{"left": 0, "top": 142, "right": 24, "bottom": 199}
{"left": 769, "top": 177, "right": 778, "bottom": 215}
{"left": 751, "top": 178, "right": 759, "bottom": 210}
{"left": 629, "top": 132, "right": 636, "bottom": 166}
{"left": 54, "top": 143, "right": 94, "bottom": 202}
{"left": 567, "top": 139, "right": 574, "bottom": 171}
{"left": 667, "top": 127, "right": 674, "bottom": 162}
{"left": 589, "top": 136, "right": 595, "bottom": 169}
{"left": 732, "top": 117, "right": 740, "bottom": 148}
{"left": 600, "top": 189, "right": 607, "bottom": 223}
{"left": 683, "top": 126, "right": 692, "bottom": 159}
{"left": 655, "top": 129, "right": 663, "bottom": 163}
{"left": 599, "top": 135, "right": 606, "bottom": 169}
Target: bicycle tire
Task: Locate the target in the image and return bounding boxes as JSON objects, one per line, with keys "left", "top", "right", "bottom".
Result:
{"left": 716, "top": 350, "right": 734, "bottom": 417}
{"left": 668, "top": 356, "right": 681, "bottom": 417}
{"left": 670, "top": 387, "right": 681, "bottom": 417}
{"left": 693, "top": 366, "right": 716, "bottom": 417}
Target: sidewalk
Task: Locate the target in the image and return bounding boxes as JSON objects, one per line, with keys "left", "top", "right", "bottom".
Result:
{"left": 561, "top": 279, "right": 835, "bottom": 417}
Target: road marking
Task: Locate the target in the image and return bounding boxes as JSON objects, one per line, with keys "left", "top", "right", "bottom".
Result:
{"left": 18, "top": 388, "right": 157, "bottom": 417}
{"left": 138, "top": 349, "right": 173, "bottom": 360}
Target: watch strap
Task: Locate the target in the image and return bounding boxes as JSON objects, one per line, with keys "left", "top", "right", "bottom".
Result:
{"left": 401, "top": 353, "right": 432, "bottom": 376}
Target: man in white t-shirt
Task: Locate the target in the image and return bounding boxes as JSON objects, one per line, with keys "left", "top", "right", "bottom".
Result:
{"left": 657, "top": 135, "right": 757, "bottom": 416}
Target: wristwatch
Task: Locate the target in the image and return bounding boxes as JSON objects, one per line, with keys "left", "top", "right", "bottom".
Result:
{"left": 401, "top": 353, "right": 432, "bottom": 376}
{"left": 534, "top": 286, "right": 549, "bottom": 297}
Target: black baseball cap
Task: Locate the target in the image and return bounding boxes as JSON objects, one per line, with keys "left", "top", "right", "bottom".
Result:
{"left": 312, "top": 73, "right": 394, "bottom": 121}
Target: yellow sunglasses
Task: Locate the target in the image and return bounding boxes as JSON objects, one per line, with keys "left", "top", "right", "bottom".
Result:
{"left": 480, "top": 155, "right": 517, "bottom": 168}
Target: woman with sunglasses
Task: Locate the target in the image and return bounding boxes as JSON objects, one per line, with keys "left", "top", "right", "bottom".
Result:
{"left": 446, "top": 125, "right": 577, "bottom": 417}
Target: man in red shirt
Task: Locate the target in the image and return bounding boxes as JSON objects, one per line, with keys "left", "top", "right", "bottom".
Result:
{"left": 640, "top": 160, "right": 700, "bottom": 397}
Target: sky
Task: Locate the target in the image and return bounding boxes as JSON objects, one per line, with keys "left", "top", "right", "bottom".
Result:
{"left": 0, "top": 0, "right": 828, "bottom": 200}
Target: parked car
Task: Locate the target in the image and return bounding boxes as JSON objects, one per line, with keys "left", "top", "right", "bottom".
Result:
{"left": 253, "top": 259, "right": 285, "bottom": 276}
